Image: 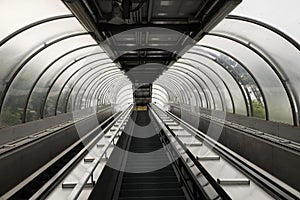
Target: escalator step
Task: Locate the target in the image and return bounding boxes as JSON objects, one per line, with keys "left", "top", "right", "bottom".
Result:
{"left": 122, "top": 176, "right": 178, "bottom": 183}
{"left": 116, "top": 111, "right": 186, "bottom": 200}
{"left": 121, "top": 182, "right": 181, "bottom": 190}
{"left": 126, "top": 158, "right": 169, "bottom": 162}
{"left": 123, "top": 171, "right": 175, "bottom": 177}
{"left": 125, "top": 162, "right": 171, "bottom": 167}
{"left": 126, "top": 155, "right": 167, "bottom": 159}
{"left": 119, "top": 188, "right": 185, "bottom": 197}
{"left": 119, "top": 196, "right": 186, "bottom": 200}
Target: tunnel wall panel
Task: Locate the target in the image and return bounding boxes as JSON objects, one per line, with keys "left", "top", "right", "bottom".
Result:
{"left": 0, "top": 106, "right": 112, "bottom": 146}
{"left": 0, "top": 108, "right": 113, "bottom": 196}
{"left": 169, "top": 105, "right": 300, "bottom": 191}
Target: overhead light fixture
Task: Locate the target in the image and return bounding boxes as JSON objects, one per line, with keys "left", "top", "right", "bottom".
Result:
{"left": 124, "top": 38, "right": 135, "bottom": 41}
{"left": 123, "top": 44, "right": 137, "bottom": 46}
{"left": 157, "top": 13, "right": 168, "bottom": 16}
{"left": 160, "top": 1, "right": 173, "bottom": 6}
{"left": 151, "top": 37, "right": 161, "bottom": 41}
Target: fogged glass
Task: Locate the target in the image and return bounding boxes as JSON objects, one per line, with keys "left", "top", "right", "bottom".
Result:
{"left": 162, "top": 73, "right": 194, "bottom": 106}
{"left": 167, "top": 69, "right": 202, "bottom": 107}
{"left": 94, "top": 75, "right": 125, "bottom": 106}
{"left": 178, "top": 57, "right": 234, "bottom": 113}
{"left": 54, "top": 63, "right": 117, "bottom": 115}
{"left": 0, "top": 0, "right": 71, "bottom": 41}
{"left": 74, "top": 70, "right": 120, "bottom": 111}
{"left": 212, "top": 18, "right": 300, "bottom": 121}
{"left": 191, "top": 47, "right": 264, "bottom": 118}
{"left": 232, "top": 0, "right": 300, "bottom": 42}
{"left": 44, "top": 58, "right": 114, "bottom": 118}
{"left": 68, "top": 66, "right": 118, "bottom": 111}
{"left": 156, "top": 79, "right": 187, "bottom": 104}
{"left": 156, "top": 85, "right": 176, "bottom": 104}
{"left": 28, "top": 53, "right": 109, "bottom": 120}
{"left": 1, "top": 35, "right": 96, "bottom": 125}
{"left": 0, "top": 18, "right": 86, "bottom": 109}
{"left": 27, "top": 47, "right": 105, "bottom": 120}
{"left": 199, "top": 35, "right": 293, "bottom": 124}
{"left": 172, "top": 63, "right": 222, "bottom": 111}
{"left": 168, "top": 67, "right": 207, "bottom": 109}
{"left": 85, "top": 71, "right": 123, "bottom": 108}
{"left": 182, "top": 51, "right": 248, "bottom": 115}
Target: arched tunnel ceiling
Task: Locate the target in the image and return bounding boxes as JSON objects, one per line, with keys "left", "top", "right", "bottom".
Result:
{"left": 0, "top": 0, "right": 299, "bottom": 129}
{"left": 65, "top": 0, "right": 242, "bottom": 85}
{"left": 153, "top": 0, "right": 300, "bottom": 126}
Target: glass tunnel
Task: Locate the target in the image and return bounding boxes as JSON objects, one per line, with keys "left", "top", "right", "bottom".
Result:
{"left": 1, "top": 0, "right": 300, "bottom": 128}
{"left": 0, "top": 0, "right": 299, "bottom": 200}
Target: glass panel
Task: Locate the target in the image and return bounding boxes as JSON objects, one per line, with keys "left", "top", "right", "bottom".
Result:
{"left": 166, "top": 69, "right": 201, "bottom": 107}
{"left": 155, "top": 79, "right": 184, "bottom": 104}
{"left": 181, "top": 53, "right": 247, "bottom": 115}
{"left": 212, "top": 18, "right": 300, "bottom": 121}
{"left": 94, "top": 77, "right": 122, "bottom": 106}
{"left": 55, "top": 64, "right": 118, "bottom": 114}
{"left": 152, "top": 84, "right": 169, "bottom": 107}
{"left": 29, "top": 53, "right": 110, "bottom": 120}
{"left": 44, "top": 59, "right": 115, "bottom": 118}
{"left": 0, "top": 18, "right": 86, "bottom": 106}
{"left": 96, "top": 76, "right": 125, "bottom": 106}
{"left": 172, "top": 63, "right": 221, "bottom": 110}
{"left": 158, "top": 83, "right": 179, "bottom": 104}
{"left": 104, "top": 79, "right": 127, "bottom": 105}
{"left": 0, "top": 0, "right": 71, "bottom": 41}
{"left": 231, "top": 0, "right": 300, "bottom": 42}
{"left": 72, "top": 70, "right": 120, "bottom": 111}
{"left": 199, "top": 35, "right": 293, "bottom": 124}
{"left": 1, "top": 35, "right": 97, "bottom": 125}
{"left": 115, "top": 84, "right": 133, "bottom": 111}
{"left": 116, "top": 88, "right": 132, "bottom": 102}
{"left": 178, "top": 58, "right": 233, "bottom": 113}
{"left": 172, "top": 64, "right": 211, "bottom": 109}
{"left": 68, "top": 67, "right": 119, "bottom": 111}
{"left": 167, "top": 69, "right": 204, "bottom": 108}
{"left": 152, "top": 90, "right": 168, "bottom": 102}
{"left": 195, "top": 43, "right": 265, "bottom": 118}
{"left": 85, "top": 72, "right": 124, "bottom": 108}
{"left": 162, "top": 73, "right": 192, "bottom": 105}
{"left": 114, "top": 86, "right": 132, "bottom": 105}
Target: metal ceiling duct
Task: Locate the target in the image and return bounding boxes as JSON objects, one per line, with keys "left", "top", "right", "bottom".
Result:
{"left": 96, "top": 0, "right": 113, "bottom": 13}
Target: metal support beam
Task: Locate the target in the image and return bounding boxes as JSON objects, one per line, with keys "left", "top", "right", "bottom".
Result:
{"left": 97, "top": 23, "right": 199, "bottom": 33}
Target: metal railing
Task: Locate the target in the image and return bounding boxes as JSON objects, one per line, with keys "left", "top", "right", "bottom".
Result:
{"left": 67, "top": 105, "right": 133, "bottom": 200}
{"left": 28, "top": 105, "right": 132, "bottom": 200}
{"left": 161, "top": 104, "right": 300, "bottom": 200}
{"left": 149, "top": 105, "right": 231, "bottom": 200}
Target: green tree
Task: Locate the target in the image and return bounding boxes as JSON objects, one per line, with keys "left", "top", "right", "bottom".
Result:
{"left": 252, "top": 100, "right": 265, "bottom": 119}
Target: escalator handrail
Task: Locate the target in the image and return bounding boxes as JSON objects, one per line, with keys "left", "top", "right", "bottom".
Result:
{"left": 150, "top": 104, "right": 232, "bottom": 200}
{"left": 166, "top": 109, "right": 300, "bottom": 200}
{"left": 67, "top": 105, "right": 133, "bottom": 200}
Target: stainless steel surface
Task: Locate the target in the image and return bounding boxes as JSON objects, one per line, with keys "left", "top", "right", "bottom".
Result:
{"left": 151, "top": 104, "right": 276, "bottom": 200}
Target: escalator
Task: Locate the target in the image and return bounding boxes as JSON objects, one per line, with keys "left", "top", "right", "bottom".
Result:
{"left": 89, "top": 110, "right": 187, "bottom": 200}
